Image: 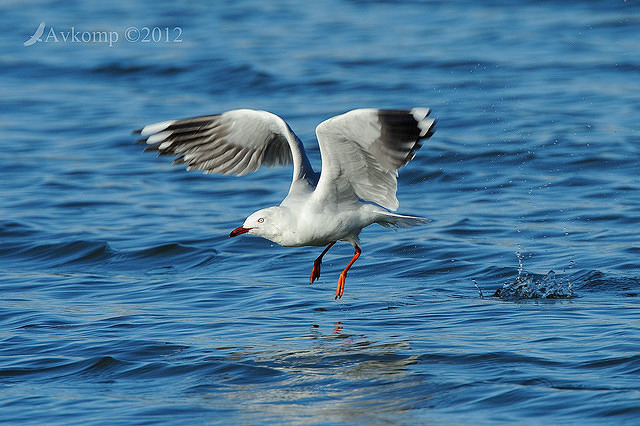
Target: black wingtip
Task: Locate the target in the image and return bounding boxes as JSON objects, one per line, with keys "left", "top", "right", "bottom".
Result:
{"left": 132, "top": 128, "right": 142, "bottom": 135}
{"left": 422, "top": 118, "right": 437, "bottom": 140}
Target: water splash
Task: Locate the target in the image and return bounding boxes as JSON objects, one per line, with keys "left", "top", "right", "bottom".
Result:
{"left": 494, "top": 270, "right": 574, "bottom": 299}
{"left": 492, "top": 252, "right": 575, "bottom": 300}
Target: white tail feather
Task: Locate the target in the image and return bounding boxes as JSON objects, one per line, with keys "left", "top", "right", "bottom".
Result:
{"left": 377, "top": 212, "right": 429, "bottom": 230}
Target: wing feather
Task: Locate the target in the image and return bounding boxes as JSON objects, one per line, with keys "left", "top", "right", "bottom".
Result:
{"left": 135, "top": 109, "right": 314, "bottom": 180}
{"left": 314, "top": 108, "right": 436, "bottom": 210}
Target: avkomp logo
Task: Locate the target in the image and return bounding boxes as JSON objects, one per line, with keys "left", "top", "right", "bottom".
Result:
{"left": 24, "top": 22, "right": 46, "bottom": 46}
{"left": 24, "top": 22, "right": 119, "bottom": 47}
{"left": 24, "top": 22, "right": 183, "bottom": 47}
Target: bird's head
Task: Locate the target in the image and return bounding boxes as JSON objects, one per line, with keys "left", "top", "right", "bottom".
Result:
{"left": 229, "top": 206, "right": 288, "bottom": 244}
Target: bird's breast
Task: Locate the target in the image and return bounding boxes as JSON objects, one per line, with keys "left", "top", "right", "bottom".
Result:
{"left": 281, "top": 205, "right": 370, "bottom": 247}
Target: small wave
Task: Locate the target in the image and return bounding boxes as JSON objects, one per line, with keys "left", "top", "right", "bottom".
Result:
{"left": 1, "top": 224, "right": 218, "bottom": 275}
{"left": 118, "top": 242, "right": 218, "bottom": 272}
{"left": 0, "top": 355, "right": 127, "bottom": 381}
{"left": 127, "top": 242, "right": 200, "bottom": 259}
{"left": 6, "top": 239, "right": 115, "bottom": 269}
{"left": 91, "top": 63, "right": 186, "bottom": 77}
{"left": 573, "top": 270, "right": 640, "bottom": 297}
{"left": 77, "top": 356, "right": 132, "bottom": 379}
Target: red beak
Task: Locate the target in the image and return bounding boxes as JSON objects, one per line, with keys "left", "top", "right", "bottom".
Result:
{"left": 229, "top": 226, "right": 252, "bottom": 238}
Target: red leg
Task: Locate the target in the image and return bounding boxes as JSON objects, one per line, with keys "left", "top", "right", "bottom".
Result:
{"left": 310, "top": 241, "right": 337, "bottom": 284}
{"left": 335, "top": 245, "right": 361, "bottom": 299}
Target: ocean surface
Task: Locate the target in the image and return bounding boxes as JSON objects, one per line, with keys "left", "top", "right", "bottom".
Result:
{"left": 2, "top": 0, "right": 640, "bottom": 423}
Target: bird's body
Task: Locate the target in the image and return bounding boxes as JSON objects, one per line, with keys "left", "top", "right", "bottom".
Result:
{"left": 246, "top": 197, "right": 390, "bottom": 248}
{"left": 135, "top": 108, "right": 436, "bottom": 298}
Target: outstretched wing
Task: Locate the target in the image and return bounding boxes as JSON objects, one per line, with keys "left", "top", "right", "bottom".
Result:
{"left": 314, "top": 108, "right": 435, "bottom": 211}
{"left": 135, "top": 109, "right": 314, "bottom": 181}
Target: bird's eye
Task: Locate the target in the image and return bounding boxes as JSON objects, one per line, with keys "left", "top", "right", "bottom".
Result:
{"left": 257, "top": 217, "right": 264, "bottom": 223}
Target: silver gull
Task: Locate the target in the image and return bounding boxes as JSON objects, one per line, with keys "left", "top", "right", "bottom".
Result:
{"left": 134, "top": 108, "right": 436, "bottom": 298}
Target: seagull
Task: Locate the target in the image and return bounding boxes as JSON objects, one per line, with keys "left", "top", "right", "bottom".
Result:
{"left": 134, "top": 108, "right": 436, "bottom": 298}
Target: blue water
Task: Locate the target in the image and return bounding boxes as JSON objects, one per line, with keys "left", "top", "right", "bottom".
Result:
{"left": 2, "top": 0, "right": 640, "bottom": 423}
